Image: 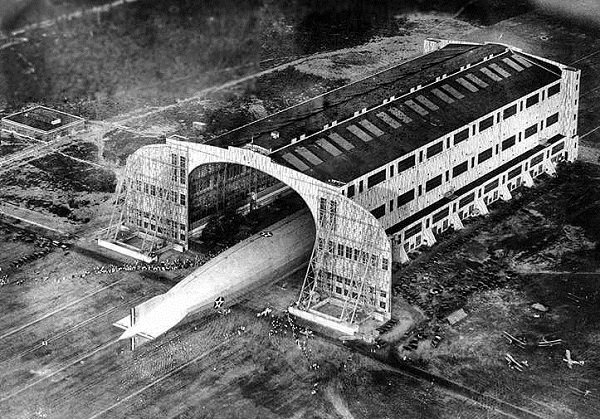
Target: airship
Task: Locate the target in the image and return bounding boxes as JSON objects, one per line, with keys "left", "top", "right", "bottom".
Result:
{"left": 114, "top": 210, "right": 315, "bottom": 348}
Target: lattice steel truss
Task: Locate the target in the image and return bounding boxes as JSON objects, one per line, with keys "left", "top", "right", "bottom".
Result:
{"left": 297, "top": 195, "right": 387, "bottom": 324}
{"left": 104, "top": 144, "right": 188, "bottom": 256}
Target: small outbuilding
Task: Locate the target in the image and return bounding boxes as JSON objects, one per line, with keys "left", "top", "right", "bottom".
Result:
{"left": 447, "top": 308, "right": 468, "bottom": 325}
{"left": 1, "top": 106, "right": 85, "bottom": 142}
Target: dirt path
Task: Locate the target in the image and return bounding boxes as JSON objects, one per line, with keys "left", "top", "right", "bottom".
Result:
{"left": 8, "top": 0, "right": 145, "bottom": 37}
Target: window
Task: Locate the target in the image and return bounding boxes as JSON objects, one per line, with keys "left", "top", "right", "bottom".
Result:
{"left": 179, "top": 157, "right": 187, "bottom": 185}
{"left": 337, "top": 243, "right": 344, "bottom": 256}
{"left": 452, "top": 161, "right": 468, "bottom": 177}
{"left": 552, "top": 142, "right": 565, "bottom": 155}
{"left": 503, "top": 104, "right": 517, "bottom": 119}
{"left": 419, "top": 150, "right": 424, "bottom": 163}
{"left": 425, "top": 175, "right": 442, "bottom": 192}
{"left": 526, "top": 93, "right": 539, "bottom": 108}
{"left": 345, "top": 246, "right": 352, "bottom": 259}
{"left": 405, "top": 223, "right": 422, "bottom": 239}
{"left": 398, "top": 155, "right": 416, "bottom": 173}
{"left": 484, "top": 179, "right": 499, "bottom": 194}
{"left": 382, "top": 258, "right": 389, "bottom": 271}
{"left": 524, "top": 124, "right": 538, "bottom": 138}
{"left": 432, "top": 207, "right": 449, "bottom": 223}
{"left": 479, "top": 116, "right": 494, "bottom": 132}
{"left": 150, "top": 185, "right": 156, "bottom": 196}
{"left": 180, "top": 193, "right": 186, "bottom": 206}
{"left": 459, "top": 193, "right": 475, "bottom": 208}
{"left": 418, "top": 185, "right": 423, "bottom": 196}
{"left": 327, "top": 240, "right": 335, "bottom": 254}
{"left": 389, "top": 165, "right": 394, "bottom": 177}
{"left": 367, "top": 169, "right": 386, "bottom": 188}
{"left": 347, "top": 184, "right": 355, "bottom": 198}
{"left": 531, "top": 154, "right": 543, "bottom": 167}
{"left": 546, "top": 112, "right": 559, "bottom": 127}
{"left": 502, "top": 135, "right": 516, "bottom": 151}
{"left": 427, "top": 142, "right": 443, "bottom": 158}
{"left": 371, "top": 204, "right": 386, "bottom": 219}
{"left": 397, "top": 189, "right": 415, "bottom": 207}
{"left": 454, "top": 128, "right": 469, "bottom": 145}
{"left": 389, "top": 200, "right": 394, "bottom": 212}
{"left": 548, "top": 83, "right": 560, "bottom": 97}
{"left": 478, "top": 148, "right": 493, "bottom": 164}
{"left": 508, "top": 166, "right": 522, "bottom": 179}
{"left": 358, "top": 181, "right": 364, "bottom": 193}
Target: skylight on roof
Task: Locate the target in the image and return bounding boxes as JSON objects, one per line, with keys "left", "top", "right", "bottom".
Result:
{"left": 502, "top": 57, "right": 524, "bottom": 72}
{"left": 388, "top": 107, "right": 413, "bottom": 124}
{"left": 328, "top": 132, "right": 355, "bottom": 150}
{"left": 415, "top": 95, "right": 439, "bottom": 111}
{"left": 441, "top": 84, "right": 465, "bottom": 99}
{"left": 281, "top": 152, "right": 310, "bottom": 171}
{"left": 376, "top": 112, "right": 401, "bottom": 129}
{"left": 480, "top": 67, "right": 503, "bottom": 82}
{"left": 404, "top": 100, "right": 428, "bottom": 116}
{"left": 489, "top": 63, "right": 512, "bottom": 78}
{"left": 359, "top": 119, "right": 385, "bottom": 136}
{"left": 296, "top": 147, "right": 323, "bottom": 165}
{"left": 347, "top": 124, "right": 373, "bottom": 142}
{"left": 465, "top": 73, "right": 488, "bottom": 87}
{"left": 456, "top": 77, "right": 478, "bottom": 93}
{"left": 512, "top": 55, "right": 533, "bottom": 68}
{"left": 431, "top": 88, "right": 455, "bottom": 103}
{"left": 316, "top": 138, "right": 342, "bottom": 156}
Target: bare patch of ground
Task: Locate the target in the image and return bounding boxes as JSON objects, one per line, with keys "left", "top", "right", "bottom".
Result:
{"left": 295, "top": 13, "right": 477, "bottom": 82}
{"left": 386, "top": 162, "right": 600, "bottom": 418}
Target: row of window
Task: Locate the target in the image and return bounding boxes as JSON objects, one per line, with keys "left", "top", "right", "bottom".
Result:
{"left": 331, "top": 273, "right": 387, "bottom": 298}
{"left": 332, "top": 284, "right": 388, "bottom": 309}
{"left": 171, "top": 154, "right": 187, "bottom": 185}
{"left": 346, "top": 82, "right": 561, "bottom": 198}
{"left": 400, "top": 139, "right": 567, "bottom": 242}
{"left": 317, "top": 238, "right": 390, "bottom": 271}
{"left": 128, "top": 215, "right": 186, "bottom": 241}
{"left": 135, "top": 179, "right": 186, "bottom": 206}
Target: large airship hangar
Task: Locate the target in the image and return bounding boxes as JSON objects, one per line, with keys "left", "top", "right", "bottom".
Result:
{"left": 99, "top": 38, "right": 580, "bottom": 341}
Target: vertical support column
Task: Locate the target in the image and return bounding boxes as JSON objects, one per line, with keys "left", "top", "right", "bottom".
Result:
{"left": 499, "top": 184, "right": 512, "bottom": 200}
{"left": 561, "top": 66, "right": 581, "bottom": 161}
{"left": 130, "top": 307, "right": 136, "bottom": 351}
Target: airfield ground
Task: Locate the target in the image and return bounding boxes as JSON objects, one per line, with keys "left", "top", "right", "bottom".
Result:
{"left": 1, "top": 2, "right": 600, "bottom": 419}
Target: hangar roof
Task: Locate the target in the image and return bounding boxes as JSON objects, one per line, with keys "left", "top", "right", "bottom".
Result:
{"left": 210, "top": 42, "right": 562, "bottom": 184}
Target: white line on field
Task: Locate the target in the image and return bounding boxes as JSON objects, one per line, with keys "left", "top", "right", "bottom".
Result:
{"left": 580, "top": 124, "right": 600, "bottom": 140}
{"left": 0, "top": 339, "right": 118, "bottom": 403}
{"left": 85, "top": 338, "right": 233, "bottom": 419}
{"left": 0, "top": 277, "right": 128, "bottom": 342}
